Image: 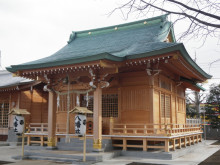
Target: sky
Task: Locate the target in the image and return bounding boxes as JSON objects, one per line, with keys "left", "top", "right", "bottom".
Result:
{"left": 0, "top": 0, "right": 219, "bottom": 91}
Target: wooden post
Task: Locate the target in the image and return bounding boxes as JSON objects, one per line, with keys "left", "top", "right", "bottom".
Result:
{"left": 124, "top": 125, "right": 127, "bottom": 134}
{"left": 65, "top": 76, "right": 71, "bottom": 143}
{"left": 165, "top": 124, "right": 169, "bottom": 135}
{"left": 192, "top": 135, "right": 195, "bottom": 145}
{"left": 123, "top": 138, "right": 127, "bottom": 151}
{"left": 196, "top": 135, "right": 199, "bottom": 143}
{"left": 143, "top": 139, "right": 147, "bottom": 151}
{"left": 47, "top": 91, "right": 57, "bottom": 148}
{"left": 165, "top": 139, "right": 169, "bottom": 152}
{"left": 21, "top": 117, "right": 25, "bottom": 159}
{"left": 188, "top": 136, "right": 191, "bottom": 146}
{"left": 178, "top": 137, "right": 182, "bottom": 149}
{"left": 93, "top": 84, "right": 102, "bottom": 150}
{"left": 149, "top": 76, "right": 155, "bottom": 125}
{"left": 40, "top": 136, "right": 44, "bottom": 146}
{"left": 27, "top": 136, "right": 30, "bottom": 146}
{"left": 172, "top": 139, "right": 175, "bottom": 151}
{"left": 109, "top": 117, "right": 114, "bottom": 135}
{"left": 83, "top": 134, "right": 86, "bottom": 162}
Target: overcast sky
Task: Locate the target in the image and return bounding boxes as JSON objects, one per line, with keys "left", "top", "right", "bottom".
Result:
{"left": 0, "top": 0, "right": 219, "bottom": 90}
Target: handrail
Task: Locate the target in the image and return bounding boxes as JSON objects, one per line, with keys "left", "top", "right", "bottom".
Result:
{"left": 110, "top": 122, "right": 202, "bottom": 136}
{"left": 28, "top": 123, "right": 48, "bottom": 133}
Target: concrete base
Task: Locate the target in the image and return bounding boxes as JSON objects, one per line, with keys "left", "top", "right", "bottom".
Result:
{"left": 7, "top": 129, "right": 22, "bottom": 143}
{"left": 12, "top": 146, "right": 121, "bottom": 164}
{"left": 93, "top": 148, "right": 104, "bottom": 152}
{"left": 46, "top": 146, "right": 57, "bottom": 150}
{"left": 0, "top": 142, "right": 9, "bottom": 146}
{"left": 9, "top": 142, "right": 22, "bottom": 146}
{"left": 121, "top": 141, "right": 206, "bottom": 160}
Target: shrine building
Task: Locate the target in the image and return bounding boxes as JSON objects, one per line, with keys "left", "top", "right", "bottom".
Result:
{"left": 6, "top": 14, "right": 211, "bottom": 152}
{"left": 0, "top": 70, "right": 47, "bottom": 142}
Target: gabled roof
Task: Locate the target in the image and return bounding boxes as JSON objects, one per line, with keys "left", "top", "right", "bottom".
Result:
{"left": 7, "top": 15, "right": 174, "bottom": 71}
{"left": 0, "top": 70, "right": 33, "bottom": 89}
{"left": 6, "top": 14, "right": 211, "bottom": 81}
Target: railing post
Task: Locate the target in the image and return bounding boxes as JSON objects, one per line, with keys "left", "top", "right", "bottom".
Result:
{"left": 41, "top": 123, "right": 43, "bottom": 133}
{"left": 124, "top": 125, "right": 127, "bottom": 134}
{"left": 144, "top": 125, "right": 147, "bottom": 135}
{"left": 109, "top": 117, "right": 114, "bottom": 135}
{"left": 165, "top": 124, "right": 168, "bottom": 135}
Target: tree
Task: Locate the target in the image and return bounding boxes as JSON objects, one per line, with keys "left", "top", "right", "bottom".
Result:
{"left": 186, "top": 94, "right": 198, "bottom": 118}
{"left": 186, "top": 90, "right": 206, "bottom": 117}
{"left": 112, "top": 0, "right": 220, "bottom": 43}
{"left": 207, "top": 83, "right": 220, "bottom": 113}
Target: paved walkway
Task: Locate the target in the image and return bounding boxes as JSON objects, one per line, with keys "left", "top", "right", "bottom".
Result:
{"left": 0, "top": 140, "right": 219, "bottom": 165}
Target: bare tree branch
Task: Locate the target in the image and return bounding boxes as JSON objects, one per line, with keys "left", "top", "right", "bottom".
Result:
{"left": 167, "top": 0, "right": 220, "bottom": 20}
{"left": 111, "top": 0, "right": 220, "bottom": 43}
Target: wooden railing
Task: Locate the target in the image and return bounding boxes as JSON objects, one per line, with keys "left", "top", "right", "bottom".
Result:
{"left": 28, "top": 123, "right": 48, "bottom": 133}
{"left": 110, "top": 118, "right": 202, "bottom": 136}
{"left": 56, "top": 124, "right": 66, "bottom": 134}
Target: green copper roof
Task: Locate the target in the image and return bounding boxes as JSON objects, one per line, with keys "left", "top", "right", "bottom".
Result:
{"left": 6, "top": 14, "right": 211, "bottom": 80}
{"left": 180, "top": 77, "right": 206, "bottom": 91}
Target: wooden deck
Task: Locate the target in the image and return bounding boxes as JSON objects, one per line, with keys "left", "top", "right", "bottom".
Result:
{"left": 25, "top": 122, "right": 203, "bottom": 152}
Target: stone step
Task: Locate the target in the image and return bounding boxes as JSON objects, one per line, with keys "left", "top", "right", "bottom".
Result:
{"left": 59, "top": 138, "right": 93, "bottom": 144}
{"left": 57, "top": 142, "right": 93, "bottom": 147}
{"left": 25, "top": 155, "right": 78, "bottom": 163}
{"left": 57, "top": 145, "right": 94, "bottom": 152}
{"left": 57, "top": 139, "right": 113, "bottom": 152}
{"left": 17, "top": 150, "right": 121, "bottom": 163}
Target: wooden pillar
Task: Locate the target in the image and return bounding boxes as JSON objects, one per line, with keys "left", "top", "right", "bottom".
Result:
{"left": 143, "top": 138, "right": 147, "bottom": 151}
{"left": 93, "top": 84, "right": 102, "bottom": 150}
{"left": 172, "top": 139, "right": 175, "bottom": 151}
{"left": 188, "top": 136, "right": 191, "bottom": 146}
{"left": 149, "top": 76, "right": 154, "bottom": 124}
{"left": 192, "top": 135, "right": 195, "bottom": 145}
{"left": 123, "top": 138, "right": 127, "bottom": 151}
{"left": 183, "top": 136, "right": 186, "bottom": 147}
{"left": 47, "top": 91, "right": 57, "bottom": 148}
{"left": 178, "top": 137, "right": 182, "bottom": 149}
{"left": 165, "top": 139, "right": 169, "bottom": 152}
{"left": 109, "top": 117, "right": 114, "bottom": 135}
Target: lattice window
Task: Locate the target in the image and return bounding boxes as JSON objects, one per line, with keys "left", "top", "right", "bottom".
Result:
{"left": 165, "top": 95, "right": 171, "bottom": 118}
{"left": 0, "top": 102, "right": 9, "bottom": 128}
{"left": 160, "top": 94, "right": 171, "bottom": 118}
{"left": 160, "top": 94, "right": 165, "bottom": 117}
{"left": 177, "top": 87, "right": 185, "bottom": 97}
{"left": 85, "top": 94, "right": 118, "bottom": 118}
{"left": 102, "top": 94, "right": 118, "bottom": 117}
{"left": 178, "top": 98, "right": 185, "bottom": 112}
{"left": 160, "top": 80, "right": 171, "bottom": 91}
{"left": 57, "top": 93, "right": 76, "bottom": 112}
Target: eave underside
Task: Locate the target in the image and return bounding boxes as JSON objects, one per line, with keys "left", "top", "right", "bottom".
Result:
{"left": 12, "top": 52, "right": 209, "bottom": 92}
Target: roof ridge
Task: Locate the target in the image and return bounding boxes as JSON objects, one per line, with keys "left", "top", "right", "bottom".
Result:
{"left": 67, "top": 14, "right": 169, "bottom": 44}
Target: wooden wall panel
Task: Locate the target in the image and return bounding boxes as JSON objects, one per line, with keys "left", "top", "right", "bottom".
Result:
{"left": 121, "top": 86, "right": 149, "bottom": 112}
{"left": 121, "top": 110, "right": 150, "bottom": 123}
{"left": 19, "top": 87, "right": 48, "bottom": 124}
{"left": 171, "top": 95, "right": 176, "bottom": 124}
{"left": 177, "top": 113, "right": 185, "bottom": 124}
{"left": 153, "top": 90, "right": 160, "bottom": 125}
{"left": 119, "top": 71, "right": 149, "bottom": 86}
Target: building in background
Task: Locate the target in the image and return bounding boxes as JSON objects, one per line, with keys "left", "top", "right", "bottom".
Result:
{"left": 0, "top": 70, "right": 48, "bottom": 143}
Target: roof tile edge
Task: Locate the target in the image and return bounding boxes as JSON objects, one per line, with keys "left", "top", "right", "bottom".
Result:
{"left": 67, "top": 14, "right": 169, "bottom": 44}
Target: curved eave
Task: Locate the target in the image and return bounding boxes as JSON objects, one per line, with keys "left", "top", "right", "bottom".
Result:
{"left": 126, "top": 43, "right": 212, "bottom": 80}
{"left": 180, "top": 77, "right": 206, "bottom": 91}
{"left": 6, "top": 53, "right": 124, "bottom": 73}
{"left": 6, "top": 43, "right": 211, "bottom": 81}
